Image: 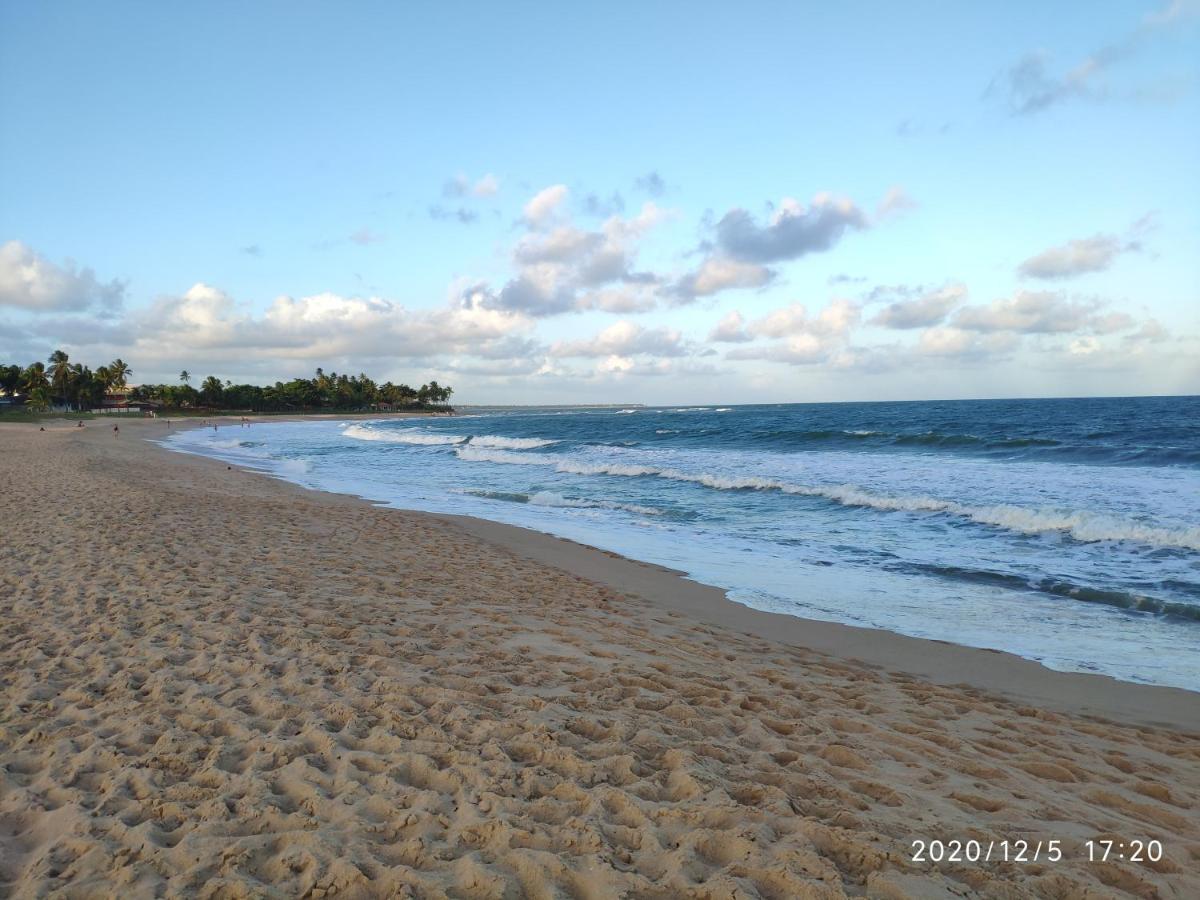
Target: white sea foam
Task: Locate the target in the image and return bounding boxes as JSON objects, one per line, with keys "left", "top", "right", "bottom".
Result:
{"left": 344, "top": 424, "right": 463, "bottom": 444}
{"left": 527, "top": 490, "right": 663, "bottom": 517}
{"left": 615, "top": 408, "right": 638, "bottom": 414}
{"left": 469, "top": 435, "right": 558, "bottom": 450}
{"left": 454, "top": 446, "right": 1200, "bottom": 551}
{"left": 344, "top": 424, "right": 556, "bottom": 449}
{"left": 276, "top": 458, "right": 311, "bottom": 476}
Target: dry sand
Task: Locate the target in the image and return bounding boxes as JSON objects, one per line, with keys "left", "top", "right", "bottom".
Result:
{"left": 1, "top": 418, "right": 1198, "bottom": 899}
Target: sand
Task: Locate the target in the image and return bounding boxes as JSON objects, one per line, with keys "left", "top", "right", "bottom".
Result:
{"left": 1, "top": 418, "right": 1198, "bottom": 899}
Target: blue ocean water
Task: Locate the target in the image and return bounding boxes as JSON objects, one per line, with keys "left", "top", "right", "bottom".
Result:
{"left": 163, "top": 397, "right": 1200, "bottom": 690}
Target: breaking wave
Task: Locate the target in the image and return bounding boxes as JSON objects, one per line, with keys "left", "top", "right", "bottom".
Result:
{"left": 343, "top": 424, "right": 556, "bottom": 449}
{"left": 454, "top": 446, "right": 1200, "bottom": 552}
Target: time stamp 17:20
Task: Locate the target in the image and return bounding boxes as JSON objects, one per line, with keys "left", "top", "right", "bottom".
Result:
{"left": 910, "top": 838, "right": 1165, "bottom": 864}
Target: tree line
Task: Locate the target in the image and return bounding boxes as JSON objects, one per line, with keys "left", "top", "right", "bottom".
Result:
{"left": 1, "top": 353, "right": 453, "bottom": 413}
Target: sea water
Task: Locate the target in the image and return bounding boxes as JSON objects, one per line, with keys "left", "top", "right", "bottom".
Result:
{"left": 163, "top": 397, "right": 1200, "bottom": 690}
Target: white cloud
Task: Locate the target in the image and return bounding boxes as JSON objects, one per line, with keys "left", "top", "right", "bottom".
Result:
{"left": 709, "top": 310, "right": 751, "bottom": 343}
{"left": 472, "top": 173, "right": 500, "bottom": 197}
{"left": 523, "top": 184, "right": 569, "bottom": 227}
{"left": 484, "top": 202, "right": 667, "bottom": 316}
{"left": 718, "top": 298, "right": 861, "bottom": 365}
{"left": 673, "top": 257, "right": 773, "bottom": 300}
{"left": 952, "top": 290, "right": 1114, "bottom": 334}
{"left": 116, "top": 283, "right": 533, "bottom": 371}
{"left": 991, "top": 1, "right": 1195, "bottom": 115}
{"left": 917, "top": 327, "right": 1020, "bottom": 359}
{"left": 1018, "top": 235, "right": 1134, "bottom": 279}
{"left": 715, "top": 193, "right": 868, "bottom": 264}
{"left": 0, "top": 240, "right": 125, "bottom": 311}
{"left": 871, "top": 283, "right": 966, "bottom": 329}
{"left": 550, "top": 320, "right": 686, "bottom": 358}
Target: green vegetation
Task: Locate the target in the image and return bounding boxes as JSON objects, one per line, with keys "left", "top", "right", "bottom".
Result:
{"left": 1, "top": 353, "right": 130, "bottom": 412}
{"left": 1, "top": 353, "right": 453, "bottom": 414}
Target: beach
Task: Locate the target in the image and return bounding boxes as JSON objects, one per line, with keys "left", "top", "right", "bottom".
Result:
{"left": 2, "top": 418, "right": 1198, "bottom": 898}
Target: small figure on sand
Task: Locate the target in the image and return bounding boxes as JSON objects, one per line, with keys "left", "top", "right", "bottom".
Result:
{"left": 77, "top": 421, "right": 84, "bottom": 428}
{"left": 113, "top": 424, "right": 119, "bottom": 436}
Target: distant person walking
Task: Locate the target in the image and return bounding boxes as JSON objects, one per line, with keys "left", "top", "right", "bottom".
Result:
{"left": 112, "top": 424, "right": 119, "bottom": 436}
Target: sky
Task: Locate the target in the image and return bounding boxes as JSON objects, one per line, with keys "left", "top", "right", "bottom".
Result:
{"left": 1, "top": 1, "right": 1198, "bottom": 404}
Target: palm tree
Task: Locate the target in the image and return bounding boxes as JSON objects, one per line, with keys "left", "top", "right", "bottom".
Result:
{"left": 22, "top": 362, "right": 49, "bottom": 393}
{"left": 180, "top": 370, "right": 191, "bottom": 385}
{"left": 201, "top": 375, "right": 223, "bottom": 406}
{"left": 48, "top": 349, "right": 72, "bottom": 406}
{"left": 0, "top": 364, "right": 21, "bottom": 397}
{"left": 108, "top": 358, "right": 131, "bottom": 389}
{"left": 27, "top": 386, "right": 51, "bottom": 412}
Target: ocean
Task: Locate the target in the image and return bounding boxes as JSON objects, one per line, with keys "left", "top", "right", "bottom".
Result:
{"left": 162, "top": 396, "right": 1200, "bottom": 691}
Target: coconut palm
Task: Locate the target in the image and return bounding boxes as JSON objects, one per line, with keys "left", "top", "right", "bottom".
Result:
{"left": 201, "top": 375, "right": 223, "bottom": 405}
{"left": 0, "top": 364, "right": 21, "bottom": 397}
{"left": 108, "top": 358, "right": 131, "bottom": 389}
{"left": 48, "top": 350, "right": 72, "bottom": 406}
{"left": 23, "top": 361, "right": 49, "bottom": 393}
{"left": 180, "top": 370, "right": 191, "bottom": 385}
{"left": 27, "top": 386, "right": 51, "bottom": 412}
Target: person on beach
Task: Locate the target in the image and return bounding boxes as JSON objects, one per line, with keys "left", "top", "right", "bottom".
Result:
{"left": 77, "top": 421, "right": 83, "bottom": 428}
{"left": 112, "top": 424, "right": 119, "bottom": 436}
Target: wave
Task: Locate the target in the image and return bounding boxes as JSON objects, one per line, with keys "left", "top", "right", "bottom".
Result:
{"left": 470, "top": 435, "right": 558, "bottom": 450}
{"left": 343, "top": 424, "right": 461, "bottom": 444}
{"left": 905, "top": 563, "right": 1200, "bottom": 622}
{"left": 343, "top": 424, "right": 556, "bottom": 449}
{"left": 461, "top": 488, "right": 663, "bottom": 517}
{"left": 454, "top": 446, "right": 1200, "bottom": 551}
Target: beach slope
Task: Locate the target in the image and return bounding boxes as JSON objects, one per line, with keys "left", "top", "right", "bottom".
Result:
{"left": 1, "top": 420, "right": 1198, "bottom": 898}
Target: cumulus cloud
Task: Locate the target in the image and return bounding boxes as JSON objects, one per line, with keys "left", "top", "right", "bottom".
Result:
{"left": 550, "top": 320, "right": 687, "bottom": 358}
{"left": 916, "top": 327, "right": 1020, "bottom": 359}
{"left": 952, "top": 290, "right": 1111, "bottom": 334}
{"left": 672, "top": 257, "right": 773, "bottom": 300}
{"left": 709, "top": 310, "right": 752, "bottom": 343}
{"left": 1018, "top": 233, "right": 1139, "bottom": 279}
{"left": 716, "top": 298, "right": 861, "bottom": 365}
{"left": 714, "top": 194, "right": 868, "bottom": 264}
{"left": 0, "top": 241, "right": 126, "bottom": 311}
{"left": 673, "top": 191, "right": 883, "bottom": 301}
{"left": 112, "top": 282, "right": 534, "bottom": 373}
{"left": 481, "top": 201, "right": 667, "bottom": 316}
{"left": 871, "top": 283, "right": 966, "bottom": 328}
{"left": 523, "top": 184, "right": 569, "bottom": 227}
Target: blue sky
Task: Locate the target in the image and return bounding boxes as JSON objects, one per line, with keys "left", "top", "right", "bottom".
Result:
{"left": 1, "top": 0, "right": 1197, "bottom": 403}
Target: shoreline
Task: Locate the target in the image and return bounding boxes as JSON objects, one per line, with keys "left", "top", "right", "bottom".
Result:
{"left": 5, "top": 416, "right": 1199, "bottom": 897}
{"left": 150, "top": 415, "right": 1200, "bottom": 731}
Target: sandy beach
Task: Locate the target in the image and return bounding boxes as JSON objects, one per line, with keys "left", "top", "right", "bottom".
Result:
{"left": 2, "top": 418, "right": 1198, "bottom": 899}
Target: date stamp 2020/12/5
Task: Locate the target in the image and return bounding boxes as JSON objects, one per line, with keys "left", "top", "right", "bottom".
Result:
{"left": 910, "top": 838, "right": 1164, "bottom": 864}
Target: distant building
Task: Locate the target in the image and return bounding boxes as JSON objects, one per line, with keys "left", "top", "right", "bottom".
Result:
{"left": 94, "top": 392, "right": 160, "bottom": 414}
